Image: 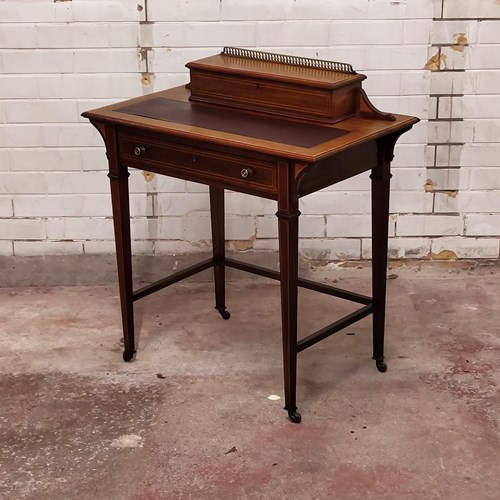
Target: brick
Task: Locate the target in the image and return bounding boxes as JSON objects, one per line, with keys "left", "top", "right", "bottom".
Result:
{"left": 253, "top": 238, "right": 278, "bottom": 251}
{"left": 299, "top": 238, "right": 361, "bottom": 261}
{"left": 364, "top": 46, "right": 429, "bottom": 70}
{"left": 0, "top": 241, "right": 13, "bottom": 256}
{"left": 389, "top": 192, "right": 433, "bottom": 213}
{"left": 323, "top": 173, "right": 369, "bottom": 192}
{"left": 74, "top": 49, "right": 143, "bottom": 73}
{"left": 300, "top": 192, "right": 371, "bottom": 215}
{"left": 84, "top": 240, "right": 154, "bottom": 255}
{"left": 437, "top": 96, "right": 462, "bottom": 120}
{"left": 403, "top": 20, "right": 432, "bottom": 44}
{"left": 256, "top": 214, "right": 324, "bottom": 238}
{"left": 362, "top": 237, "right": 431, "bottom": 259}
{"left": 391, "top": 168, "right": 426, "bottom": 190}
{"left": 221, "top": 0, "right": 294, "bottom": 20}
{"left": 155, "top": 240, "right": 208, "bottom": 254}
{"left": 226, "top": 216, "right": 256, "bottom": 240}
{"left": 393, "top": 145, "right": 427, "bottom": 167}
{"left": 4, "top": 100, "right": 78, "bottom": 124}
{"left": 0, "top": 150, "right": 8, "bottom": 171}
{"left": 256, "top": 216, "right": 276, "bottom": 239}
{"left": 13, "top": 241, "right": 84, "bottom": 256}
{"left": 372, "top": 0, "right": 434, "bottom": 19}
{"left": 151, "top": 74, "right": 191, "bottom": 93}
{"left": 426, "top": 168, "right": 461, "bottom": 191}
{"left": 327, "top": 215, "right": 396, "bottom": 238}
{"left": 0, "top": 219, "right": 46, "bottom": 240}
{"left": 14, "top": 194, "right": 152, "bottom": 218}
{"left": 443, "top": 0, "right": 500, "bottom": 19}
{"left": 396, "top": 215, "right": 463, "bottom": 236}
{"left": 398, "top": 121, "right": 427, "bottom": 144}
{"left": 257, "top": 22, "right": 330, "bottom": 47}
{"left": 440, "top": 46, "right": 467, "bottom": 71}
{"left": 225, "top": 193, "right": 276, "bottom": 216}
{"left": 1, "top": 50, "right": 74, "bottom": 74}
{"left": 37, "top": 74, "right": 142, "bottom": 99}
{"left": 0, "top": 3, "right": 72, "bottom": 23}
{"left": 330, "top": 21, "right": 404, "bottom": 45}
{"left": 300, "top": 216, "right": 326, "bottom": 238}
{"left": 47, "top": 217, "right": 114, "bottom": 240}
{"left": 434, "top": 192, "right": 459, "bottom": 213}
{"left": 468, "top": 168, "right": 500, "bottom": 190}
{"left": 131, "top": 217, "right": 184, "bottom": 240}
{"left": 183, "top": 214, "right": 211, "bottom": 242}
{"left": 0, "top": 76, "right": 38, "bottom": 99}
{"left": 472, "top": 119, "right": 500, "bottom": 142}
{"left": 461, "top": 144, "right": 500, "bottom": 166}
{"left": 150, "top": 48, "right": 215, "bottom": 73}
{"left": 1, "top": 171, "right": 112, "bottom": 195}
{"left": 455, "top": 120, "right": 473, "bottom": 143}
{"left": 148, "top": 0, "right": 220, "bottom": 22}
{"left": 294, "top": 0, "right": 369, "bottom": 20}
{"left": 0, "top": 124, "right": 101, "bottom": 148}
{"left": 0, "top": 24, "right": 37, "bottom": 49}
{"left": 401, "top": 71, "right": 431, "bottom": 95}
{"left": 465, "top": 214, "right": 500, "bottom": 236}
{"left": 71, "top": 0, "right": 140, "bottom": 22}
{"left": 185, "top": 182, "right": 208, "bottom": 193}
{"left": 458, "top": 192, "right": 500, "bottom": 213}
{"left": 362, "top": 71, "right": 401, "bottom": 96}
{"left": 370, "top": 96, "right": 428, "bottom": 116}
{"left": 82, "top": 240, "right": 116, "bottom": 254}
{"left": 431, "top": 237, "right": 499, "bottom": 259}
{"left": 320, "top": 47, "right": 366, "bottom": 71}
{"left": 0, "top": 197, "right": 13, "bottom": 217}
{"left": 149, "top": 22, "right": 256, "bottom": 48}
{"left": 469, "top": 46, "right": 500, "bottom": 70}
{"left": 463, "top": 96, "right": 500, "bottom": 119}
{"left": 429, "top": 97, "right": 438, "bottom": 120}
{"left": 37, "top": 24, "right": 108, "bottom": 49}
{"left": 431, "top": 20, "right": 478, "bottom": 45}
{"left": 477, "top": 21, "right": 500, "bottom": 43}
{"left": 157, "top": 194, "right": 209, "bottom": 216}
{"left": 434, "top": 145, "right": 463, "bottom": 167}
{"left": 472, "top": 71, "right": 500, "bottom": 95}
{"left": 430, "top": 71, "right": 464, "bottom": 95}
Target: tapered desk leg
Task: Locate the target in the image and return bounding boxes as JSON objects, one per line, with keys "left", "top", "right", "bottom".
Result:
{"left": 277, "top": 207, "right": 301, "bottom": 423}
{"left": 108, "top": 169, "right": 135, "bottom": 362}
{"left": 209, "top": 186, "right": 230, "bottom": 320}
{"left": 370, "top": 158, "right": 392, "bottom": 373}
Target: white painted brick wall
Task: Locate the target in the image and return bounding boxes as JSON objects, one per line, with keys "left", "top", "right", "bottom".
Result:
{"left": 0, "top": 0, "right": 498, "bottom": 260}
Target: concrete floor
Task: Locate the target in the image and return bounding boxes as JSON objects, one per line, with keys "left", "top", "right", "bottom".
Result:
{"left": 0, "top": 261, "right": 499, "bottom": 499}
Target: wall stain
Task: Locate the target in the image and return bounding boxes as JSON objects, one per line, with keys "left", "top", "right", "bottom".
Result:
{"left": 143, "top": 171, "right": 155, "bottom": 182}
{"left": 424, "top": 51, "right": 447, "bottom": 71}
{"left": 424, "top": 179, "right": 435, "bottom": 192}
{"left": 430, "top": 250, "right": 458, "bottom": 260}
{"left": 451, "top": 33, "right": 468, "bottom": 53}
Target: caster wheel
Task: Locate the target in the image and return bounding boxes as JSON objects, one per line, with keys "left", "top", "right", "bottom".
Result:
{"left": 288, "top": 410, "right": 302, "bottom": 424}
{"left": 123, "top": 350, "right": 135, "bottom": 362}
{"left": 376, "top": 360, "right": 387, "bottom": 372}
{"left": 217, "top": 308, "right": 231, "bottom": 320}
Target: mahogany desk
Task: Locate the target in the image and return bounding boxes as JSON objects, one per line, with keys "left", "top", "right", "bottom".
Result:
{"left": 83, "top": 48, "right": 418, "bottom": 423}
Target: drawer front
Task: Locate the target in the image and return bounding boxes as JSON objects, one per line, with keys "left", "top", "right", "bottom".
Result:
{"left": 118, "top": 135, "right": 277, "bottom": 195}
{"left": 191, "top": 71, "right": 332, "bottom": 120}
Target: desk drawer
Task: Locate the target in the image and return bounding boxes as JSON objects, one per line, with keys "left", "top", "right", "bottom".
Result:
{"left": 119, "top": 135, "right": 277, "bottom": 194}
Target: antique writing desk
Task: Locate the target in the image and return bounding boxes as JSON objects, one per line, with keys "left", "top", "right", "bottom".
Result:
{"left": 83, "top": 48, "right": 418, "bottom": 423}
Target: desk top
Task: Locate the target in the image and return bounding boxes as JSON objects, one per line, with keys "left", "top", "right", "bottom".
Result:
{"left": 82, "top": 85, "right": 418, "bottom": 163}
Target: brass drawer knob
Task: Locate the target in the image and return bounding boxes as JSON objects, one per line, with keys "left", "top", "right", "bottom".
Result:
{"left": 134, "top": 146, "right": 146, "bottom": 156}
{"left": 241, "top": 168, "right": 253, "bottom": 178}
